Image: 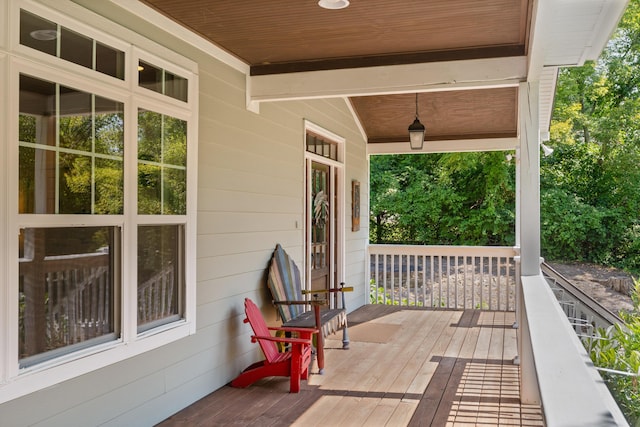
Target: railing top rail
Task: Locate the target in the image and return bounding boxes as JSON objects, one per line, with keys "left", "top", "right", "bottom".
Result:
{"left": 368, "top": 244, "right": 519, "bottom": 257}
{"left": 541, "top": 262, "right": 622, "bottom": 326}
{"left": 522, "top": 274, "right": 628, "bottom": 427}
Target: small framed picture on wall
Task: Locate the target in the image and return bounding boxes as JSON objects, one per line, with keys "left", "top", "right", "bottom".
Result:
{"left": 352, "top": 180, "right": 360, "bottom": 232}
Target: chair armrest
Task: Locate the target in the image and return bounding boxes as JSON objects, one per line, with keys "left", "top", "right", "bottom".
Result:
{"left": 272, "top": 300, "right": 309, "bottom": 305}
{"left": 251, "top": 335, "right": 312, "bottom": 345}
{"left": 303, "top": 286, "right": 354, "bottom": 294}
{"left": 268, "top": 326, "right": 319, "bottom": 334}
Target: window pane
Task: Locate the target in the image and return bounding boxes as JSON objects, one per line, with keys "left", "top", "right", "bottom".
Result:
{"left": 139, "top": 61, "right": 188, "bottom": 102}
{"left": 138, "top": 164, "right": 161, "bottom": 215}
{"left": 20, "top": 10, "right": 126, "bottom": 79}
{"left": 163, "top": 168, "right": 186, "bottom": 215}
{"left": 19, "top": 115, "right": 37, "bottom": 143}
{"left": 96, "top": 41, "right": 125, "bottom": 80}
{"left": 19, "top": 147, "right": 56, "bottom": 214}
{"left": 19, "top": 75, "right": 56, "bottom": 147}
{"left": 59, "top": 152, "right": 91, "bottom": 214}
{"left": 20, "top": 10, "right": 57, "bottom": 56}
{"left": 138, "top": 109, "right": 187, "bottom": 215}
{"left": 19, "top": 227, "right": 119, "bottom": 367}
{"left": 138, "top": 109, "right": 161, "bottom": 163}
{"left": 138, "top": 61, "right": 163, "bottom": 95}
{"left": 59, "top": 86, "right": 92, "bottom": 152}
{"left": 163, "top": 115, "right": 187, "bottom": 167}
{"left": 138, "top": 225, "right": 183, "bottom": 332}
{"left": 164, "top": 71, "right": 188, "bottom": 102}
{"left": 95, "top": 96, "right": 124, "bottom": 156}
{"left": 95, "top": 158, "right": 124, "bottom": 215}
{"left": 60, "top": 27, "right": 92, "bottom": 69}
{"left": 19, "top": 75, "right": 125, "bottom": 215}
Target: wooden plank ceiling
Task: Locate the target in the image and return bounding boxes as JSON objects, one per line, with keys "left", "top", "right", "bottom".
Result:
{"left": 142, "top": 0, "right": 532, "bottom": 144}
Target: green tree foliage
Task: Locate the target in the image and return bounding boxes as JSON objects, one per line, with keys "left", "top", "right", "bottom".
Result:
{"left": 543, "top": 0, "right": 640, "bottom": 272}
{"left": 370, "top": 151, "right": 515, "bottom": 246}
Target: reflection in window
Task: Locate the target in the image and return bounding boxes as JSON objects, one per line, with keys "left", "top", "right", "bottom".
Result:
{"left": 138, "top": 109, "right": 187, "bottom": 214}
{"left": 19, "top": 9, "right": 124, "bottom": 80}
{"left": 137, "top": 225, "right": 183, "bottom": 332}
{"left": 19, "top": 226, "right": 119, "bottom": 368}
{"left": 139, "top": 61, "right": 188, "bottom": 102}
{"left": 19, "top": 74, "right": 124, "bottom": 215}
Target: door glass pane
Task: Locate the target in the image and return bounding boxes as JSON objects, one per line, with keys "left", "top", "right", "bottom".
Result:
{"left": 310, "top": 162, "right": 331, "bottom": 292}
{"left": 137, "top": 225, "right": 183, "bottom": 332}
{"left": 19, "top": 226, "right": 119, "bottom": 368}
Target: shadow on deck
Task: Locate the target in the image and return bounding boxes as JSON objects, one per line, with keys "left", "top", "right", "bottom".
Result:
{"left": 158, "top": 305, "right": 543, "bottom": 426}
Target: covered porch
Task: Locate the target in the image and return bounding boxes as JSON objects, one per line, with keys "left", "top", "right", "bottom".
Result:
{"left": 159, "top": 305, "right": 543, "bottom": 426}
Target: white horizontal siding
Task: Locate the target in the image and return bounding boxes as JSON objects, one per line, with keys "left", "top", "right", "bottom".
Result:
{"left": 0, "top": 2, "right": 368, "bottom": 427}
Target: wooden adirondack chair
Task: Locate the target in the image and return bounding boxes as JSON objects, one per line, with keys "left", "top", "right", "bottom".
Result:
{"left": 231, "top": 298, "right": 317, "bottom": 393}
{"left": 267, "top": 244, "right": 352, "bottom": 374}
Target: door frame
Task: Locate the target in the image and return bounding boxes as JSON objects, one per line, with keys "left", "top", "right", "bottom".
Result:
{"left": 303, "top": 120, "right": 345, "bottom": 297}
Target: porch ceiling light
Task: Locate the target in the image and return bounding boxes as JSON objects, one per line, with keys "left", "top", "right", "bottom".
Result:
{"left": 408, "top": 93, "right": 425, "bottom": 150}
{"left": 318, "top": 0, "right": 350, "bottom": 9}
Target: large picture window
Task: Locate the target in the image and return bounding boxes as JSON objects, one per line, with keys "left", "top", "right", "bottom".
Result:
{"left": 2, "top": 2, "right": 197, "bottom": 402}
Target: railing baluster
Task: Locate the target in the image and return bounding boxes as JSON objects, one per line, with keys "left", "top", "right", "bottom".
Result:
{"left": 367, "top": 245, "right": 516, "bottom": 312}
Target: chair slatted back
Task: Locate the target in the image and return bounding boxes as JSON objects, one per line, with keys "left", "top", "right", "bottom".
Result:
{"left": 243, "top": 298, "right": 280, "bottom": 363}
{"left": 267, "top": 244, "right": 305, "bottom": 323}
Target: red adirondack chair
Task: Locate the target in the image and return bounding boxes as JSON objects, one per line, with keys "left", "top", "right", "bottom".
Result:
{"left": 231, "top": 298, "right": 318, "bottom": 393}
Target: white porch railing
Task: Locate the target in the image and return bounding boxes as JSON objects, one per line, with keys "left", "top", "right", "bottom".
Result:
{"left": 368, "top": 244, "right": 519, "bottom": 311}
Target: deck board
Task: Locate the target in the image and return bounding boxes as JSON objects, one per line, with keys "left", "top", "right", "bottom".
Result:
{"left": 158, "top": 306, "right": 543, "bottom": 427}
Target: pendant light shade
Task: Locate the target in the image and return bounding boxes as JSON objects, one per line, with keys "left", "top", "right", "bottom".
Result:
{"left": 408, "top": 93, "right": 425, "bottom": 150}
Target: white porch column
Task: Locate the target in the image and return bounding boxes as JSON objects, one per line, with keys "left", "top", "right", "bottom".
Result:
{"left": 517, "top": 81, "right": 542, "bottom": 405}
{"left": 518, "top": 81, "right": 541, "bottom": 276}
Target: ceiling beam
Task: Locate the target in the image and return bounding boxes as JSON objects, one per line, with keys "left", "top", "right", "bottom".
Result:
{"left": 248, "top": 56, "right": 528, "bottom": 107}
{"left": 366, "top": 137, "right": 519, "bottom": 155}
{"left": 251, "top": 45, "right": 525, "bottom": 76}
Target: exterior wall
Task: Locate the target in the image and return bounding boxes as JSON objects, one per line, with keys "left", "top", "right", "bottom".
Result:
{"left": 0, "top": 1, "right": 369, "bottom": 425}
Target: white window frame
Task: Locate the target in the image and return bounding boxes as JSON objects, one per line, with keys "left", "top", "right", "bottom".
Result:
{"left": 0, "top": 0, "right": 198, "bottom": 404}
{"left": 303, "top": 120, "right": 346, "bottom": 294}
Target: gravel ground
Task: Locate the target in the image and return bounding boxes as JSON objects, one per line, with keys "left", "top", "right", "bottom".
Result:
{"left": 548, "top": 262, "right": 636, "bottom": 315}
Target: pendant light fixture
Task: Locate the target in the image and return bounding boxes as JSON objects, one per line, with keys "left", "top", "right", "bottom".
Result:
{"left": 408, "top": 93, "right": 425, "bottom": 150}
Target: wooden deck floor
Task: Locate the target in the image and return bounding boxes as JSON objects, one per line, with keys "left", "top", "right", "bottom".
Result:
{"left": 158, "top": 305, "right": 544, "bottom": 426}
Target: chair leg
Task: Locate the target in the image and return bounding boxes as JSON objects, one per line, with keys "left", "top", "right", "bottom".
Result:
{"left": 289, "top": 346, "right": 303, "bottom": 393}
{"left": 342, "top": 324, "right": 350, "bottom": 349}
{"left": 314, "top": 305, "right": 325, "bottom": 374}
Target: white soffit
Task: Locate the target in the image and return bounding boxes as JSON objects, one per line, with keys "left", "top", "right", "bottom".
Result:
{"left": 538, "top": 67, "right": 559, "bottom": 137}
{"left": 543, "top": 0, "right": 628, "bottom": 67}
